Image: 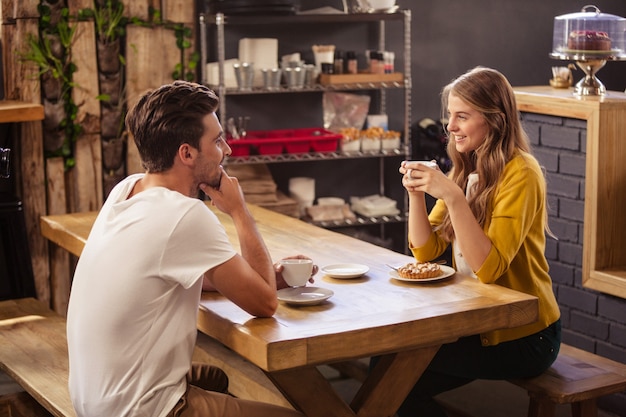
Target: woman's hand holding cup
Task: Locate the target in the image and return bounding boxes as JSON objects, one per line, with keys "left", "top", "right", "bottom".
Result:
{"left": 401, "top": 160, "right": 439, "bottom": 194}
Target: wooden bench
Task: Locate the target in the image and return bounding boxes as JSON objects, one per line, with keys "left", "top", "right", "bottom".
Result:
{"left": 331, "top": 344, "right": 626, "bottom": 417}
{"left": 510, "top": 343, "right": 626, "bottom": 417}
{"left": 192, "top": 332, "right": 291, "bottom": 408}
{"left": 0, "top": 297, "right": 74, "bottom": 417}
{"left": 0, "top": 298, "right": 291, "bottom": 417}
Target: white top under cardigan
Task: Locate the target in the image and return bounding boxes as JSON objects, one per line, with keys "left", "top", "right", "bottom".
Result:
{"left": 453, "top": 173, "right": 479, "bottom": 278}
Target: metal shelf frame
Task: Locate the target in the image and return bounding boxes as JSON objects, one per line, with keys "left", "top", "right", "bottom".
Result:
{"left": 199, "top": 9, "right": 412, "bottom": 251}
{"left": 310, "top": 213, "right": 407, "bottom": 229}
{"left": 223, "top": 148, "right": 405, "bottom": 165}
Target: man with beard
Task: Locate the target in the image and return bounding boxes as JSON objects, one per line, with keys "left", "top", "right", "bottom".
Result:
{"left": 67, "top": 81, "right": 307, "bottom": 417}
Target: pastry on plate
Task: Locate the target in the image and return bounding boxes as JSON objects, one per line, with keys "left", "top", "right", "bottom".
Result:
{"left": 397, "top": 262, "right": 442, "bottom": 279}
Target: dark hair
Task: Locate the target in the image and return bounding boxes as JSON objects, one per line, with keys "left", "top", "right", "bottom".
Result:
{"left": 125, "top": 81, "right": 219, "bottom": 172}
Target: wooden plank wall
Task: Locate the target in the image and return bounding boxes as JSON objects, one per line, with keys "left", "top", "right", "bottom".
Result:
{"left": 124, "top": 0, "right": 195, "bottom": 174}
{"left": 1, "top": 1, "right": 50, "bottom": 305}
{"left": 1, "top": 0, "right": 197, "bottom": 314}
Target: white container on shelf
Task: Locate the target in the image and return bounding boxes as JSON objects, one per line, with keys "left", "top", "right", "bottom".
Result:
{"left": 340, "top": 137, "right": 361, "bottom": 152}
{"left": 381, "top": 130, "right": 401, "bottom": 151}
{"left": 361, "top": 137, "right": 381, "bottom": 152}
{"left": 318, "top": 197, "right": 345, "bottom": 206}
{"left": 381, "top": 136, "right": 401, "bottom": 151}
{"left": 206, "top": 59, "right": 239, "bottom": 88}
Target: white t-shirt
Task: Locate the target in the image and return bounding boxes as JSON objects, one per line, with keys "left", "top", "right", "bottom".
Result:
{"left": 67, "top": 174, "right": 236, "bottom": 417}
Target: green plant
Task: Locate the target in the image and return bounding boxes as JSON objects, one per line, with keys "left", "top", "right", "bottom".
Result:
{"left": 22, "top": 34, "right": 66, "bottom": 83}
{"left": 80, "top": 0, "right": 127, "bottom": 44}
{"left": 21, "top": 2, "right": 80, "bottom": 170}
{"left": 171, "top": 23, "right": 198, "bottom": 81}
{"left": 21, "top": 0, "right": 199, "bottom": 171}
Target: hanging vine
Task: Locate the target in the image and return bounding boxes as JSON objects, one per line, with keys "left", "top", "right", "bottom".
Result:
{"left": 20, "top": 0, "right": 198, "bottom": 171}
{"left": 21, "top": 1, "right": 80, "bottom": 169}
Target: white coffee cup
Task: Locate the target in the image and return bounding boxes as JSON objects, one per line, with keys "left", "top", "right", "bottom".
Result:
{"left": 406, "top": 160, "right": 437, "bottom": 168}
{"left": 280, "top": 259, "right": 313, "bottom": 287}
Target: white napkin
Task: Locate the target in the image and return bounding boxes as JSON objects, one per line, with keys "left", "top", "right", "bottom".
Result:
{"left": 206, "top": 59, "right": 239, "bottom": 88}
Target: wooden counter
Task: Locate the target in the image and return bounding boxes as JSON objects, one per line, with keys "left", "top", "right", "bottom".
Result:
{"left": 514, "top": 86, "right": 626, "bottom": 299}
{"left": 0, "top": 100, "right": 44, "bottom": 123}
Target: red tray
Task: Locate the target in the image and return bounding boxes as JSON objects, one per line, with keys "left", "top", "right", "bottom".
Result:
{"left": 227, "top": 128, "right": 341, "bottom": 156}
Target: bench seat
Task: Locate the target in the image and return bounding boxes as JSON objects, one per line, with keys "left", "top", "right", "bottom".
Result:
{"left": 192, "top": 331, "right": 291, "bottom": 408}
{"left": 510, "top": 343, "right": 626, "bottom": 417}
{"left": 0, "top": 297, "right": 74, "bottom": 417}
{"left": 0, "top": 298, "right": 291, "bottom": 417}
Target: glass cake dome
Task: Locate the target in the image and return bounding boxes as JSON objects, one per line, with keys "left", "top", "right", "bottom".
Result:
{"left": 551, "top": 5, "right": 626, "bottom": 59}
{"left": 550, "top": 5, "right": 626, "bottom": 96}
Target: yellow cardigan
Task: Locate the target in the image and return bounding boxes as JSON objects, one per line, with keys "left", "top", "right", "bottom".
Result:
{"left": 411, "top": 151, "right": 561, "bottom": 346}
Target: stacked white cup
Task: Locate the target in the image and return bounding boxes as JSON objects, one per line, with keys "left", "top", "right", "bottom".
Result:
{"left": 289, "top": 177, "right": 315, "bottom": 217}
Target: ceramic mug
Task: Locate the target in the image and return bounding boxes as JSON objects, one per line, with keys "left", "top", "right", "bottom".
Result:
{"left": 280, "top": 259, "right": 313, "bottom": 287}
{"left": 405, "top": 160, "right": 437, "bottom": 168}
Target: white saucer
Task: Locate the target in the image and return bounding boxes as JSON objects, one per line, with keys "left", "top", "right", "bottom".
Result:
{"left": 277, "top": 287, "right": 334, "bottom": 306}
{"left": 321, "top": 263, "right": 370, "bottom": 279}
{"left": 390, "top": 265, "right": 456, "bottom": 283}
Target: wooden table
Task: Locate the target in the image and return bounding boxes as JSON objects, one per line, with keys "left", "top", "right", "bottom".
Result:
{"left": 41, "top": 203, "right": 538, "bottom": 417}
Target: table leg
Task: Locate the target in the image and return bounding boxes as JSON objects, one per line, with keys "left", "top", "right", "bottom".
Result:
{"left": 266, "top": 344, "right": 441, "bottom": 417}
{"left": 352, "top": 345, "right": 440, "bottom": 417}
{"left": 267, "top": 366, "right": 355, "bottom": 417}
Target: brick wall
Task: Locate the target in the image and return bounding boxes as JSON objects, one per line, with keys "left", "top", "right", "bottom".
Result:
{"left": 521, "top": 112, "right": 626, "bottom": 414}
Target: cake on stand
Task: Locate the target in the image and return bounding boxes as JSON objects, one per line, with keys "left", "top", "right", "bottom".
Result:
{"left": 550, "top": 5, "right": 626, "bottom": 97}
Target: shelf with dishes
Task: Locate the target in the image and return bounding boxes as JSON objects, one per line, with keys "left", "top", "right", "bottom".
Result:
{"left": 200, "top": 7, "right": 412, "bottom": 252}
{"left": 202, "top": 10, "right": 408, "bottom": 26}
{"left": 207, "top": 77, "right": 406, "bottom": 95}
{"left": 309, "top": 213, "right": 406, "bottom": 229}
{"left": 225, "top": 148, "right": 406, "bottom": 165}
{"left": 225, "top": 127, "right": 405, "bottom": 162}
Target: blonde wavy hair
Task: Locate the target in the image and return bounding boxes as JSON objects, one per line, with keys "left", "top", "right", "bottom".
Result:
{"left": 436, "top": 67, "right": 532, "bottom": 242}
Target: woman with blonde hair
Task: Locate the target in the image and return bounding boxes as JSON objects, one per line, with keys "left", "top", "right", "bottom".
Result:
{"left": 398, "top": 67, "right": 561, "bottom": 416}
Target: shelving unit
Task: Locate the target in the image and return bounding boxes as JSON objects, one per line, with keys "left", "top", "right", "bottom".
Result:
{"left": 514, "top": 86, "right": 626, "bottom": 299}
{"left": 223, "top": 148, "right": 406, "bottom": 164}
{"left": 199, "top": 9, "right": 412, "bottom": 252}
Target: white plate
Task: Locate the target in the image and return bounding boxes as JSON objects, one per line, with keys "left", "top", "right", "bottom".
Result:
{"left": 321, "top": 263, "right": 370, "bottom": 279}
{"left": 390, "top": 265, "right": 456, "bottom": 283}
{"left": 277, "top": 287, "right": 334, "bottom": 306}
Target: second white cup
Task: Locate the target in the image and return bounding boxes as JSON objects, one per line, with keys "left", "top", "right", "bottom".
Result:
{"left": 280, "top": 259, "right": 313, "bottom": 287}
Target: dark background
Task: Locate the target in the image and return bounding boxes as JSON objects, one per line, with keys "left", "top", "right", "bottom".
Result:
{"left": 387, "top": 0, "right": 626, "bottom": 122}
{"left": 199, "top": 0, "right": 626, "bottom": 251}
{"left": 201, "top": 0, "right": 626, "bottom": 133}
